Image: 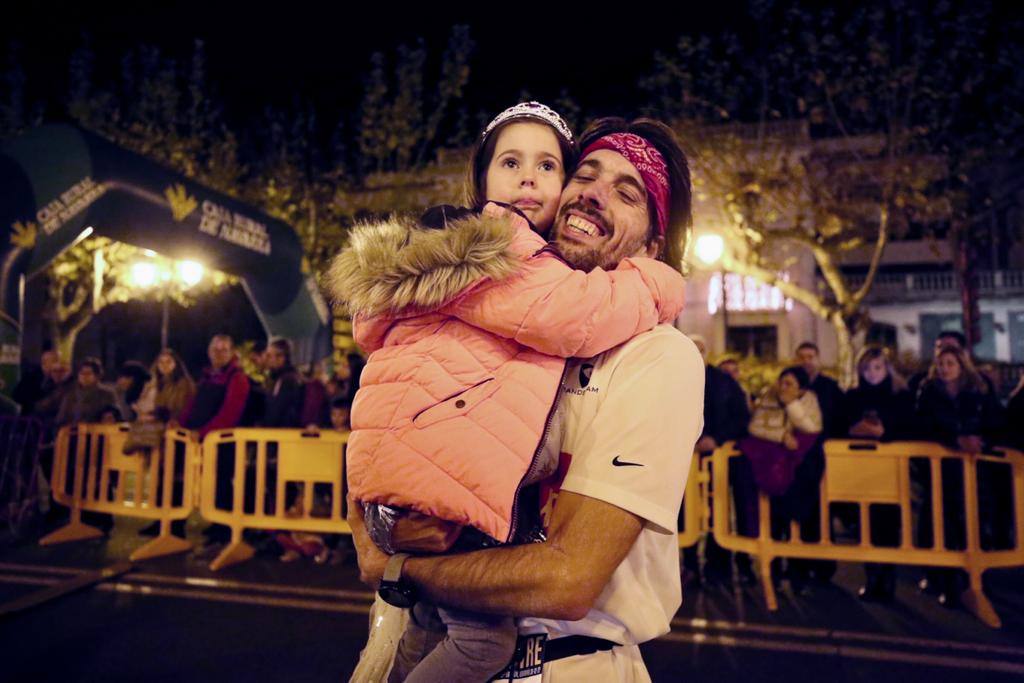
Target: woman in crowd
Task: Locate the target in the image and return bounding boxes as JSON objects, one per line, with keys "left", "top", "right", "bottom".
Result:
{"left": 735, "top": 366, "right": 823, "bottom": 587}
{"left": 55, "top": 357, "right": 118, "bottom": 426}
{"left": 914, "top": 344, "right": 1005, "bottom": 606}
{"left": 844, "top": 345, "right": 914, "bottom": 602}
{"left": 133, "top": 349, "right": 196, "bottom": 435}
{"left": 132, "top": 349, "right": 196, "bottom": 537}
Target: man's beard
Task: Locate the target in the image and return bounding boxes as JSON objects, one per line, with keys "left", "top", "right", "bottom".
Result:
{"left": 554, "top": 204, "right": 649, "bottom": 272}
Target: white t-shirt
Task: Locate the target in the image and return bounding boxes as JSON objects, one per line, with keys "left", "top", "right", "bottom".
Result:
{"left": 520, "top": 325, "right": 704, "bottom": 645}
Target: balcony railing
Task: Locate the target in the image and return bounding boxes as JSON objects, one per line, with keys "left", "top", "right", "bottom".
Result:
{"left": 844, "top": 270, "right": 1024, "bottom": 301}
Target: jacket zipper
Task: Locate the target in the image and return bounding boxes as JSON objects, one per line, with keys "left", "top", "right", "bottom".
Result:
{"left": 507, "top": 360, "right": 570, "bottom": 543}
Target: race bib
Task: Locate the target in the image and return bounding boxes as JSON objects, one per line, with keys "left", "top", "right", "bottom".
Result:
{"left": 491, "top": 632, "right": 547, "bottom": 682}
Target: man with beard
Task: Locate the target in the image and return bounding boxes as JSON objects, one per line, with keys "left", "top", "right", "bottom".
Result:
{"left": 349, "top": 118, "right": 703, "bottom": 682}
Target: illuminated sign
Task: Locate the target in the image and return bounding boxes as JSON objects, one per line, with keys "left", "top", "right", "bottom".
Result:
{"left": 708, "top": 272, "right": 794, "bottom": 314}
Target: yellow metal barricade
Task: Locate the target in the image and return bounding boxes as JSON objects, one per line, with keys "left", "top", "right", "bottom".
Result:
{"left": 677, "top": 453, "right": 705, "bottom": 549}
{"left": 199, "top": 428, "right": 350, "bottom": 571}
{"left": 711, "top": 439, "right": 1024, "bottom": 628}
{"left": 40, "top": 423, "right": 200, "bottom": 560}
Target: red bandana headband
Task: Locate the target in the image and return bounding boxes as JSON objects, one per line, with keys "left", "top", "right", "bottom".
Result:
{"left": 580, "top": 133, "right": 670, "bottom": 237}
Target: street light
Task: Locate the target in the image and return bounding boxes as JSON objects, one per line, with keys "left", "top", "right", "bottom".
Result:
{"left": 129, "top": 261, "right": 158, "bottom": 288}
{"left": 695, "top": 234, "right": 725, "bottom": 266}
{"left": 127, "top": 256, "right": 205, "bottom": 348}
{"left": 177, "top": 260, "right": 204, "bottom": 288}
{"left": 694, "top": 234, "right": 730, "bottom": 353}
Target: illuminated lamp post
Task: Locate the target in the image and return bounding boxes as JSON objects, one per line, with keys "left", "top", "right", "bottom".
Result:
{"left": 128, "top": 258, "right": 205, "bottom": 348}
{"left": 695, "top": 234, "right": 729, "bottom": 351}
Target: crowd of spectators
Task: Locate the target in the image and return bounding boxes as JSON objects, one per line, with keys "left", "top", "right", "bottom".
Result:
{"left": 7, "top": 328, "right": 1022, "bottom": 590}
{"left": 9, "top": 333, "right": 358, "bottom": 561}
{"left": 691, "top": 331, "right": 1020, "bottom": 608}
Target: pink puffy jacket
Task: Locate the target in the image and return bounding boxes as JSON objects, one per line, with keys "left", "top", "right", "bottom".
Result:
{"left": 329, "top": 204, "right": 685, "bottom": 542}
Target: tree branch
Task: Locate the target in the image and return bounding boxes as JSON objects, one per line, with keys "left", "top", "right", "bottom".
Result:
{"left": 850, "top": 204, "right": 890, "bottom": 308}
{"left": 722, "top": 254, "right": 834, "bottom": 320}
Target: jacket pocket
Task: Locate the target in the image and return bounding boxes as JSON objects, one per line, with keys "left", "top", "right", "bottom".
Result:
{"left": 413, "top": 378, "right": 499, "bottom": 429}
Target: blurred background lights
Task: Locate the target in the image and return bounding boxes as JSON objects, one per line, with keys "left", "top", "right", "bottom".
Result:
{"left": 695, "top": 234, "right": 724, "bottom": 265}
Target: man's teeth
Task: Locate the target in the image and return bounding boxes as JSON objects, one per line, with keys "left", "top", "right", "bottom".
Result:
{"left": 567, "top": 215, "right": 599, "bottom": 236}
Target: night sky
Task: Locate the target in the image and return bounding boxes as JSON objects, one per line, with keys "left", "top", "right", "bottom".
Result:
{"left": 3, "top": 2, "right": 746, "bottom": 125}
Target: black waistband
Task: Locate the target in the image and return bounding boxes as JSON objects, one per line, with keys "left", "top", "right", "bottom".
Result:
{"left": 544, "top": 635, "right": 619, "bottom": 663}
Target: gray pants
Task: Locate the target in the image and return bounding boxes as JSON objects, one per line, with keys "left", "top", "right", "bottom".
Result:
{"left": 388, "top": 602, "right": 517, "bottom": 683}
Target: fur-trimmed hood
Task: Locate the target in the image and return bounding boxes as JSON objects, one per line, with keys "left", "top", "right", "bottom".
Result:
{"left": 328, "top": 211, "right": 535, "bottom": 318}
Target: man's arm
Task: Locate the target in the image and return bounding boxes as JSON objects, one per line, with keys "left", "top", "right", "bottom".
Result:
{"left": 349, "top": 490, "right": 642, "bottom": 621}
{"left": 350, "top": 328, "right": 703, "bottom": 620}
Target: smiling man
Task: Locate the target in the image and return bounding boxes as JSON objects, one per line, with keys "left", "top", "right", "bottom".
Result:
{"left": 350, "top": 118, "right": 704, "bottom": 682}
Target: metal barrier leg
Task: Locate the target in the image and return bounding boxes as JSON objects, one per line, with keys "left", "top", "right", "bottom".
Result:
{"left": 757, "top": 494, "right": 778, "bottom": 611}
{"left": 961, "top": 456, "right": 1002, "bottom": 628}
{"left": 209, "top": 525, "right": 254, "bottom": 571}
{"left": 39, "top": 508, "right": 103, "bottom": 546}
{"left": 962, "top": 571, "right": 1001, "bottom": 629}
{"left": 759, "top": 552, "right": 779, "bottom": 611}
{"left": 130, "top": 518, "right": 192, "bottom": 562}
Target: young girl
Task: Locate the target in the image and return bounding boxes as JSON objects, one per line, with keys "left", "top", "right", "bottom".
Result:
{"left": 330, "top": 102, "right": 686, "bottom": 682}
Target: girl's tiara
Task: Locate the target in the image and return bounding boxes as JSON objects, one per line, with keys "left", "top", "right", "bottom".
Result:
{"left": 482, "top": 101, "right": 575, "bottom": 145}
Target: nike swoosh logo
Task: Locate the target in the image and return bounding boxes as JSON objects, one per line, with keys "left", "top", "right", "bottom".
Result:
{"left": 612, "top": 455, "right": 644, "bottom": 467}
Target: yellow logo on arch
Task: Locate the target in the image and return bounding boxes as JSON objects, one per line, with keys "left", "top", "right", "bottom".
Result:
{"left": 165, "top": 184, "right": 198, "bottom": 222}
{"left": 11, "top": 221, "right": 38, "bottom": 249}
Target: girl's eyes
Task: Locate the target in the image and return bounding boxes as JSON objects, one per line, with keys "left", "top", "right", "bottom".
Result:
{"left": 502, "top": 158, "right": 519, "bottom": 169}
{"left": 540, "top": 161, "right": 557, "bottom": 172}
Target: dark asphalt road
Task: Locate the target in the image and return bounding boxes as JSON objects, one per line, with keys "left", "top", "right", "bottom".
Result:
{"left": 1, "top": 515, "right": 1023, "bottom": 682}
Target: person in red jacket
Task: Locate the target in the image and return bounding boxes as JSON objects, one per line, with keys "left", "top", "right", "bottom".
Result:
{"left": 178, "top": 334, "right": 250, "bottom": 439}
{"left": 179, "top": 334, "right": 250, "bottom": 543}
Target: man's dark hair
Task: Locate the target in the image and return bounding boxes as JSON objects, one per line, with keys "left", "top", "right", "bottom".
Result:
{"left": 781, "top": 365, "right": 811, "bottom": 389}
{"left": 937, "top": 330, "right": 967, "bottom": 349}
{"left": 796, "top": 341, "right": 820, "bottom": 354}
{"left": 575, "top": 118, "right": 693, "bottom": 272}
{"left": 330, "top": 396, "right": 352, "bottom": 411}
{"left": 270, "top": 338, "right": 293, "bottom": 366}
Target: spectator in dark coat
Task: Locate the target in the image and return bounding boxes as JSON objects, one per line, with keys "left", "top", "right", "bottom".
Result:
{"left": 331, "top": 352, "right": 365, "bottom": 405}
{"left": 12, "top": 350, "right": 59, "bottom": 415}
{"left": 913, "top": 344, "right": 1005, "bottom": 607}
{"left": 845, "top": 345, "right": 914, "bottom": 443}
{"left": 32, "top": 356, "right": 74, "bottom": 426}
{"left": 792, "top": 342, "right": 845, "bottom": 584}
{"left": 262, "top": 338, "right": 304, "bottom": 428}
{"left": 844, "top": 345, "right": 914, "bottom": 602}
{"left": 916, "top": 346, "right": 1004, "bottom": 451}
{"left": 909, "top": 330, "right": 997, "bottom": 398}
{"left": 1004, "top": 375, "right": 1024, "bottom": 450}
{"left": 685, "top": 336, "right": 752, "bottom": 584}
{"left": 795, "top": 342, "right": 845, "bottom": 436}
{"left": 55, "top": 358, "right": 119, "bottom": 426}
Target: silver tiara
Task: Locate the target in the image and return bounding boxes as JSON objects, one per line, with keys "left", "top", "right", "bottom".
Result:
{"left": 482, "top": 101, "right": 575, "bottom": 144}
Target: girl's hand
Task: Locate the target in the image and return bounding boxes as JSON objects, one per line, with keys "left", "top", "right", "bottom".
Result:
{"left": 850, "top": 420, "right": 885, "bottom": 438}
{"left": 782, "top": 432, "right": 799, "bottom": 450}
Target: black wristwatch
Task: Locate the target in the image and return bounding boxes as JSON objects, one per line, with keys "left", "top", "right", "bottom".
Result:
{"left": 378, "top": 553, "right": 417, "bottom": 608}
